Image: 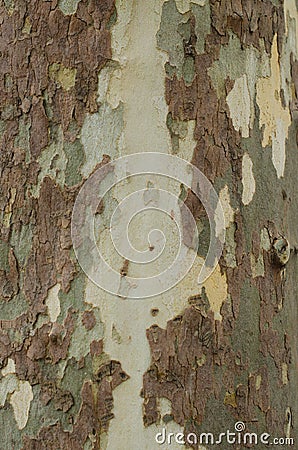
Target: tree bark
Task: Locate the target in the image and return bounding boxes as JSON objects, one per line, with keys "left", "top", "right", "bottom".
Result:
{"left": 0, "top": 0, "right": 297, "bottom": 449}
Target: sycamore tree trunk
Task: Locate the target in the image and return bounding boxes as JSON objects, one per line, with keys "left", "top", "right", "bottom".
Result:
{"left": 0, "top": 0, "right": 297, "bottom": 449}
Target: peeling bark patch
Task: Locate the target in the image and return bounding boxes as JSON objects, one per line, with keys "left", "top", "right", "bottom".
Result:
{"left": 175, "top": 0, "right": 206, "bottom": 15}
{"left": 82, "top": 310, "right": 96, "bottom": 331}
{"left": 143, "top": 307, "right": 216, "bottom": 428}
{"left": 210, "top": 0, "right": 284, "bottom": 54}
{"left": 215, "top": 185, "right": 234, "bottom": 238}
{"left": 49, "top": 63, "right": 77, "bottom": 92}
{"left": 24, "top": 177, "right": 76, "bottom": 312}
{"left": 256, "top": 34, "right": 291, "bottom": 178}
{"left": 22, "top": 356, "right": 128, "bottom": 449}
{"left": 45, "top": 283, "right": 61, "bottom": 323}
{"left": 2, "top": 358, "right": 16, "bottom": 376}
{"left": 203, "top": 265, "right": 228, "bottom": 321}
{"left": 80, "top": 104, "right": 123, "bottom": 177}
{"left": 10, "top": 380, "right": 33, "bottom": 430}
{"left": 241, "top": 153, "right": 256, "bottom": 205}
{"left": 58, "top": 0, "right": 81, "bottom": 16}
{"left": 226, "top": 75, "right": 251, "bottom": 138}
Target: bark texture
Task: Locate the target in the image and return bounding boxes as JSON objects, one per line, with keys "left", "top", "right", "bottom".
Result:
{"left": 0, "top": 0, "right": 297, "bottom": 449}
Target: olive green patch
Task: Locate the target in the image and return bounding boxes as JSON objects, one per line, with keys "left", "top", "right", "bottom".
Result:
{"left": 192, "top": 2, "right": 211, "bottom": 55}
{"left": 49, "top": 63, "right": 77, "bottom": 91}
{"left": 0, "top": 240, "right": 9, "bottom": 271}
{"left": 64, "top": 139, "right": 85, "bottom": 186}
{"left": 157, "top": 0, "right": 189, "bottom": 79}
{"left": 58, "top": 0, "right": 81, "bottom": 16}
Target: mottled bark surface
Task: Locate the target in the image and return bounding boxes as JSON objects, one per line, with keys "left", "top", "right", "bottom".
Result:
{"left": 143, "top": 1, "right": 298, "bottom": 448}
{"left": 0, "top": 1, "right": 130, "bottom": 448}
{"left": 0, "top": 0, "right": 297, "bottom": 449}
